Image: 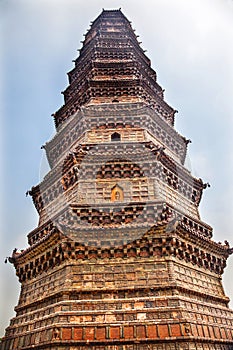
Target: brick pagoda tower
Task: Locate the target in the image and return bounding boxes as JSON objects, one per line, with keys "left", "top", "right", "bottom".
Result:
{"left": 1, "top": 9, "right": 233, "bottom": 350}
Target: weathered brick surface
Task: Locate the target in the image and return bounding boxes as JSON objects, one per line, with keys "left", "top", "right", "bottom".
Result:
{"left": 214, "top": 326, "right": 221, "bottom": 339}
{"left": 1, "top": 8, "right": 233, "bottom": 350}
{"left": 158, "top": 324, "right": 169, "bottom": 338}
{"left": 62, "top": 328, "right": 72, "bottom": 340}
{"left": 147, "top": 325, "right": 158, "bottom": 338}
{"left": 197, "top": 324, "right": 204, "bottom": 337}
{"left": 136, "top": 325, "right": 146, "bottom": 339}
{"left": 202, "top": 325, "right": 209, "bottom": 338}
{"left": 95, "top": 327, "right": 106, "bottom": 341}
{"left": 191, "top": 324, "right": 199, "bottom": 337}
{"left": 170, "top": 324, "right": 181, "bottom": 337}
{"left": 124, "top": 326, "right": 134, "bottom": 339}
{"left": 109, "top": 326, "right": 120, "bottom": 339}
{"left": 74, "top": 327, "right": 83, "bottom": 340}
{"left": 84, "top": 327, "right": 95, "bottom": 340}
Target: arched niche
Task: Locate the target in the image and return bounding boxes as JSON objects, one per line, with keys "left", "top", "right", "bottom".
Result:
{"left": 111, "top": 184, "right": 124, "bottom": 201}
{"left": 111, "top": 132, "right": 121, "bottom": 142}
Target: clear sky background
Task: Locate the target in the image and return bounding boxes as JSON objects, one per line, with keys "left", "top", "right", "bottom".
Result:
{"left": 1, "top": 0, "right": 233, "bottom": 336}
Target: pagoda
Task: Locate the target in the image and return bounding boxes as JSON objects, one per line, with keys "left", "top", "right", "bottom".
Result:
{"left": 1, "top": 9, "right": 233, "bottom": 350}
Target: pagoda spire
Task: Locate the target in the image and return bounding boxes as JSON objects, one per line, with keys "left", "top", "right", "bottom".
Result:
{"left": 54, "top": 9, "right": 175, "bottom": 129}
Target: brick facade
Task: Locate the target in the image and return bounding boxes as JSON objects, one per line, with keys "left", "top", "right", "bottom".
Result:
{"left": 1, "top": 9, "right": 233, "bottom": 350}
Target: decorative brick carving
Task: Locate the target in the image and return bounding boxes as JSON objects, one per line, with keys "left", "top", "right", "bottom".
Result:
{"left": 2, "top": 8, "right": 233, "bottom": 350}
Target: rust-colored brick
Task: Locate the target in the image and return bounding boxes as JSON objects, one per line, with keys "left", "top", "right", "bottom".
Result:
{"left": 136, "top": 325, "right": 146, "bottom": 339}
{"left": 226, "top": 328, "right": 233, "bottom": 340}
{"left": 191, "top": 324, "right": 199, "bottom": 337}
{"left": 84, "top": 327, "right": 95, "bottom": 341}
{"left": 214, "top": 326, "right": 221, "bottom": 339}
{"left": 147, "top": 325, "right": 158, "bottom": 339}
{"left": 170, "top": 324, "right": 181, "bottom": 337}
{"left": 95, "top": 327, "right": 106, "bottom": 341}
{"left": 62, "top": 328, "right": 72, "bottom": 340}
{"left": 74, "top": 327, "right": 83, "bottom": 340}
{"left": 202, "top": 325, "right": 209, "bottom": 338}
{"left": 220, "top": 327, "right": 227, "bottom": 340}
{"left": 197, "top": 324, "right": 204, "bottom": 337}
{"left": 158, "top": 324, "right": 169, "bottom": 339}
{"left": 124, "top": 326, "right": 134, "bottom": 339}
{"left": 208, "top": 325, "right": 215, "bottom": 339}
{"left": 109, "top": 326, "right": 120, "bottom": 339}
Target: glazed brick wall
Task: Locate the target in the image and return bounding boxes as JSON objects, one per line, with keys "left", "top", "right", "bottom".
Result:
{"left": 84, "top": 327, "right": 95, "bottom": 340}
{"left": 74, "top": 327, "right": 83, "bottom": 340}
{"left": 95, "top": 327, "right": 106, "bottom": 341}
{"left": 62, "top": 328, "right": 72, "bottom": 340}
{"left": 124, "top": 326, "right": 134, "bottom": 339}
{"left": 170, "top": 324, "right": 181, "bottom": 337}
{"left": 158, "top": 324, "right": 169, "bottom": 338}
{"left": 147, "top": 325, "right": 158, "bottom": 338}
{"left": 109, "top": 326, "right": 120, "bottom": 339}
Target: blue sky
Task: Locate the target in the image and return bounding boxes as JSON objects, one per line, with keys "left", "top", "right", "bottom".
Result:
{"left": 1, "top": 0, "right": 233, "bottom": 336}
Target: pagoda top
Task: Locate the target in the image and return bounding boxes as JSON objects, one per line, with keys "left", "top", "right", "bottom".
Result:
{"left": 94, "top": 8, "right": 127, "bottom": 19}
{"left": 53, "top": 8, "right": 175, "bottom": 128}
{"left": 80, "top": 7, "right": 142, "bottom": 53}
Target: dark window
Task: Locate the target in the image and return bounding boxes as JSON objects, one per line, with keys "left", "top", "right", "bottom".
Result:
{"left": 111, "top": 132, "right": 121, "bottom": 141}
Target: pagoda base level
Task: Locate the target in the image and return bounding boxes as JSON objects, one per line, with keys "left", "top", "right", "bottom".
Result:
{"left": 1, "top": 339, "right": 233, "bottom": 350}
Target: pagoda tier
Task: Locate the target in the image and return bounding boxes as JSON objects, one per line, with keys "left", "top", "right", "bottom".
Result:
{"left": 3, "top": 223, "right": 233, "bottom": 350}
{"left": 1, "top": 9, "right": 233, "bottom": 350}
{"left": 53, "top": 10, "right": 175, "bottom": 128}
{"left": 32, "top": 132, "right": 204, "bottom": 229}
{"left": 46, "top": 104, "right": 188, "bottom": 169}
